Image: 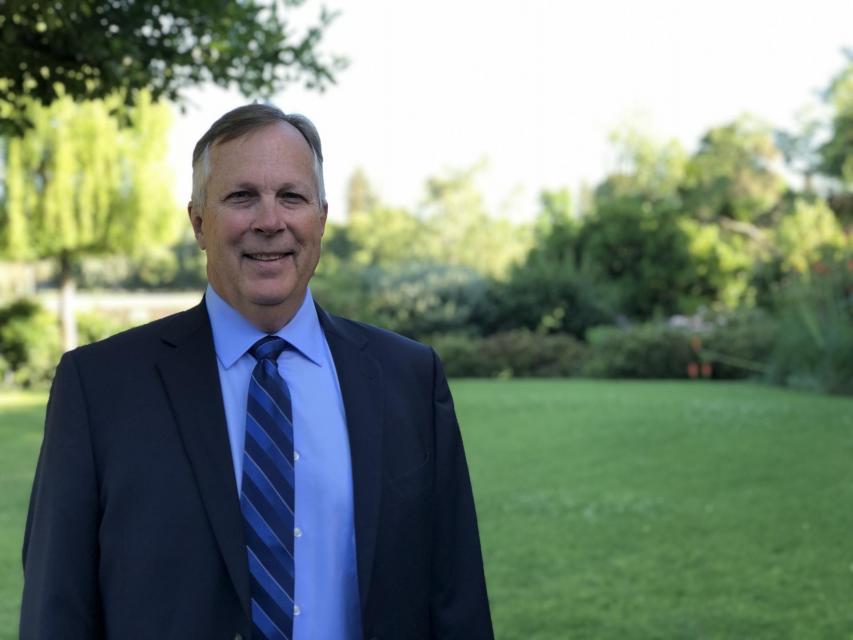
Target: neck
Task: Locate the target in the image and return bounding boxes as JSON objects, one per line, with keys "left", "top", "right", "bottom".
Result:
{"left": 208, "top": 285, "right": 308, "bottom": 334}
{"left": 246, "top": 295, "right": 306, "bottom": 334}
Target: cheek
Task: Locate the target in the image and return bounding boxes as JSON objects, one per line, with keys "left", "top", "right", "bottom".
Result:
{"left": 210, "top": 219, "right": 245, "bottom": 248}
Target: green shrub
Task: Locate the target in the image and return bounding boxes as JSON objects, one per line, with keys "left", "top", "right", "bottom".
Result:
{"left": 474, "top": 263, "right": 613, "bottom": 340}
{"left": 582, "top": 323, "right": 692, "bottom": 378}
{"left": 365, "top": 263, "right": 489, "bottom": 340}
{"left": 0, "top": 299, "right": 61, "bottom": 387}
{"left": 77, "top": 311, "right": 132, "bottom": 345}
{"left": 431, "top": 330, "right": 589, "bottom": 378}
{"left": 479, "top": 331, "right": 589, "bottom": 377}
{"left": 430, "top": 333, "right": 493, "bottom": 378}
{"left": 701, "top": 310, "right": 778, "bottom": 379}
{"left": 767, "top": 254, "right": 853, "bottom": 394}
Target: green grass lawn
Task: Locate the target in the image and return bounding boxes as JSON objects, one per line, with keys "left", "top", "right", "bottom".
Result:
{"left": 0, "top": 390, "right": 46, "bottom": 639}
{"left": 2, "top": 381, "right": 852, "bottom": 638}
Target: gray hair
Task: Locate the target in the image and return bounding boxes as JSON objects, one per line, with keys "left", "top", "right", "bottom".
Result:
{"left": 191, "top": 104, "right": 326, "bottom": 211}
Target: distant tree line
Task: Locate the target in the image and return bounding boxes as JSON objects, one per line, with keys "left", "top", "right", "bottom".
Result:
{"left": 305, "top": 53, "right": 851, "bottom": 392}
{"left": 0, "top": 12, "right": 850, "bottom": 391}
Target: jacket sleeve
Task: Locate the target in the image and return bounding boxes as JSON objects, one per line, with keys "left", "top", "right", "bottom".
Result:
{"left": 20, "top": 352, "right": 105, "bottom": 638}
{"left": 428, "top": 349, "right": 494, "bottom": 639}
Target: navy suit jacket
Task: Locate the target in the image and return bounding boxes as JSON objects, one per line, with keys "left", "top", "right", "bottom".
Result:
{"left": 20, "top": 302, "right": 493, "bottom": 639}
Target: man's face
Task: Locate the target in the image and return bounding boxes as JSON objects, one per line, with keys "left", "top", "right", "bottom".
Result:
{"left": 189, "top": 122, "right": 327, "bottom": 331}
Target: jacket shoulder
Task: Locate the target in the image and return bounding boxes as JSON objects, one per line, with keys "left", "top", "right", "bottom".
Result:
{"left": 322, "top": 311, "right": 434, "bottom": 359}
{"left": 68, "top": 302, "right": 208, "bottom": 368}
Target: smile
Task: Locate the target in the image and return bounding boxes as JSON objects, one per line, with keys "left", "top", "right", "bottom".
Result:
{"left": 244, "top": 252, "right": 292, "bottom": 262}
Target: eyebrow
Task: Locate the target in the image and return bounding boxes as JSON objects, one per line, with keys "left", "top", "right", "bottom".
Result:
{"left": 225, "top": 181, "right": 312, "bottom": 193}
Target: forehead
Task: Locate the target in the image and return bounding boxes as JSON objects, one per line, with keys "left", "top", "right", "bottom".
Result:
{"left": 208, "top": 122, "right": 315, "bottom": 185}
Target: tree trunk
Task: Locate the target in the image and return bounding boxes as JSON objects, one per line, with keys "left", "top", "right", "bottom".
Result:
{"left": 59, "top": 252, "right": 78, "bottom": 352}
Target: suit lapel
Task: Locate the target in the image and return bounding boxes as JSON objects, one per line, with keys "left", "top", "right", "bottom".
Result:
{"left": 155, "top": 303, "right": 251, "bottom": 618}
{"left": 318, "top": 307, "right": 384, "bottom": 613}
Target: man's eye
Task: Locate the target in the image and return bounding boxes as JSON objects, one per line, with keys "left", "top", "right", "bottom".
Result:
{"left": 226, "top": 191, "right": 253, "bottom": 201}
{"left": 281, "top": 192, "right": 307, "bottom": 202}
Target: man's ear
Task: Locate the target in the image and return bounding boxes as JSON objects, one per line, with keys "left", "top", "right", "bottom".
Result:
{"left": 320, "top": 201, "right": 329, "bottom": 236}
{"left": 188, "top": 201, "right": 206, "bottom": 250}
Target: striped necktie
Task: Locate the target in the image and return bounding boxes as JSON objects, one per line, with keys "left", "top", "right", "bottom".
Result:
{"left": 241, "top": 336, "right": 296, "bottom": 640}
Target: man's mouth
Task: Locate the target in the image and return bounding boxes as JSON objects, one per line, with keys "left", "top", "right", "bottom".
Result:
{"left": 244, "top": 252, "right": 292, "bottom": 262}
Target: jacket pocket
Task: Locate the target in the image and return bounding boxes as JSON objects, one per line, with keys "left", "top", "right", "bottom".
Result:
{"left": 386, "top": 451, "right": 432, "bottom": 502}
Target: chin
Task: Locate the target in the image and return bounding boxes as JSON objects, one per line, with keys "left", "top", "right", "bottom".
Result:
{"left": 247, "top": 285, "right": 302, "bottom": 308}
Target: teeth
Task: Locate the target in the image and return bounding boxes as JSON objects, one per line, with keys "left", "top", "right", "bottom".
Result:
{"left": 247, "top": 253, "right": 287, "bottom": 261}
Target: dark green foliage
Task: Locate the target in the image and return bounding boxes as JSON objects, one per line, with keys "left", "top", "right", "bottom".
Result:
{"left": 0, "top": 301, "right": 136, "bottom": 387}
{"left": 0, "top": 0, "right": 344, "bottom": 133}
{"left": 475, "top": 263, "right": 613, "bottom": 340}
{"left": 820, "top": 109, "right": 853, "bottom": 182}
{"left": 681, "top": 116, "right": 786, "bottom": 222}
{"left": 748, "top": 254, "right": 791, "bottom": 309}
{"left": 767, "top": 255, "right": 853, "bottom": 394}
{"left": 0, "top": 299, "right": 59, "bottom": 387}
{"left": 819, "top": 50, "right": 853, "bottom": 185}
{"left": 578, "top": 195, "right": 700, "bottom": 319}
{"left": 827, "top": 192, "right": 853, "bottom": 227}
{"left": 428, "top": 333, "right": 491, "bottom": 377}
{"left": 582, "top": 324, "right": 692, "bottom": 378}
{"left": 701, "top": 310, "right": 778, "bottom": 379}
{"left": 430, "top": 331, "right": 589, "bottom": 378}
{"left": 314, "top": 261, "right": 490, "bottom": 341}
{"left": 527, "top": 188, "right": 579, "bottom": 266}
{"left": 364, "top": 263, "right": 488, "bottom": 339}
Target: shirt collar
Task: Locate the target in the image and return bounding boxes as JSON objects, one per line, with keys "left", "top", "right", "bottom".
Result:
{"left": 205, "top": 285, "right": 325, "bottom": 369}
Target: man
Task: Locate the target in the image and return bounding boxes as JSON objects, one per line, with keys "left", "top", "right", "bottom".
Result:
{"left": 20, "top": 104, "right": 493, "bottom": 639}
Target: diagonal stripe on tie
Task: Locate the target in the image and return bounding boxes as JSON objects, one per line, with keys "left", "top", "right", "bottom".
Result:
{"left": 245, "top": 415, "right": 294, "bottom": 478}
{"left": 243, "top": 451, "right": 294, "bottom": 513}
{"left": 248, "top": 547, "right": 295, "bottom": 607}
{"left": 241, "top": 336, "right": 295, "bottom": 640}
{"left": 245, "top": 432, "right": 294, "bottom": 493}
{"left": 242, "top": 473, "right": 294, "bottom": 544}
{"left": 250, "top": 373, "right": 293, "bottom": 422}
{"left": 248, "top": 391, "right": 293, "bottom": 455}
{"left": 251, "top": 600, "right": 289, "bottom": 640}
{"left": 246, "top": 403, "right": 294, "bottom": 466}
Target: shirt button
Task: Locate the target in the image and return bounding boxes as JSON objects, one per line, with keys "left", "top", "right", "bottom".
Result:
{"left": 293, "top": 604, "right": 301, "bottom": 616}
{"left": 294, "top": 527, "right": 302, "bottom": 538}
{"left": 294, "top": 450, "right": 300, "bottom": 461}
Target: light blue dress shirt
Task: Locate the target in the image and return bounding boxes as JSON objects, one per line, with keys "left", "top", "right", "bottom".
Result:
{"left": 205, "top": 285, "right": 362, "bottom": 639}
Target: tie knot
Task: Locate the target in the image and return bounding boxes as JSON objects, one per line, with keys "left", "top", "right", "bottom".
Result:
{"left": 249, "top": 336, "right": 288, "bottom": 362}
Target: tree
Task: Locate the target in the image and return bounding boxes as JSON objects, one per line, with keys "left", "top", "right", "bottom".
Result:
{"left": 775, "top": 198, "right": 847, "bottom": 273}
{"left": 0, "top": 0, "right": 345, "bottom": 132}
{"left": 605, "top": 125, "right": 687, "bottom": 203}
{"left": 682, "top": 116, "right": 786, "bottom": 224}
{"left": 578, "top": 194, "right": 699, "bottom": 319}
{"left": 820, "top": 51, "right": 853, "bottom": 187}
{"left": 345, "top": 167, "right": 379, "bottom": 220}
{"left": 348, "top": 206, "right": 429, "bottom": 267}
{"left": 775, "top": 106, "right": 823, "bottom": 195}
{"left": 417, "top": 164, "right": 531, "bottom": 278}
{"left": 528, "top": 188, "right": 578, "bottom": 266}
{"left": 0, "top": 91, "right": 178, "bottom": 349}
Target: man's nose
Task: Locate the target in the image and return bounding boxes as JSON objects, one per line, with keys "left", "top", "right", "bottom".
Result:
{"left": 252, "top": 196, "right": 287, "bottom": 233}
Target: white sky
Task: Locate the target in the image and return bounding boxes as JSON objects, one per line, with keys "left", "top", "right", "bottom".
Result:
{"left": 168, "top": 0, "right": 853, "bottom": 222}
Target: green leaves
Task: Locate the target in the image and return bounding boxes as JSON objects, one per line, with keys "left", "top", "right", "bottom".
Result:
{"left": 0, "top": 91, "right": 179, "bottom": 260}
{"left": 0, "top": 0, "right": 346, "bottom": 134}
